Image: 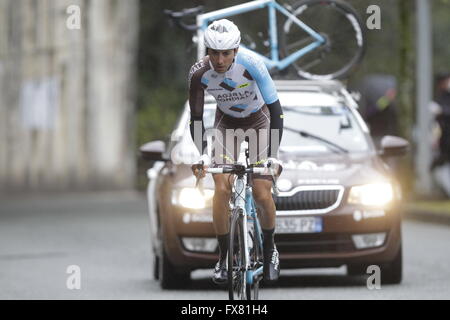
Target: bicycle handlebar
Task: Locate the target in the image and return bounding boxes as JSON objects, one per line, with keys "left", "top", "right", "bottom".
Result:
{"left": 194, "top": 161, "right": 280, "bottom": 195}
{"left": 164, "top": 6, "right": 204, "bottom": 18}
{"left": 164, "top": 6, "right": 204, "bottom": 32}
{"left": 205, "top": 167, "right": 266, "bottom": 175}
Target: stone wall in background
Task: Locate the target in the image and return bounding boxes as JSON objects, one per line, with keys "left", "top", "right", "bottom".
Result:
{"left": 0, "top": 0, "right": 139, "bottom": 191}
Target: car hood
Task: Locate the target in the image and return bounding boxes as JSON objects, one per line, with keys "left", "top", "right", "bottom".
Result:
{"left": 171, "top": 164, "right": 217, "bottom": 190}
{"left": 277, "top": 151, "right": 391, "bottom": 187}
{"left": 169, "top": 151, "right": 391, "bottom": 190}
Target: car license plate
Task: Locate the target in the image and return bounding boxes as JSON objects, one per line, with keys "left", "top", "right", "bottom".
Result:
{"left": 275, "top": 217, "right": 323, "bottom": 234}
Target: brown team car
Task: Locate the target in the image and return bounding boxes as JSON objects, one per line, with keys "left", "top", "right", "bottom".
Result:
{"left": 142, "top": 80, "right": 409, "bottom": 289}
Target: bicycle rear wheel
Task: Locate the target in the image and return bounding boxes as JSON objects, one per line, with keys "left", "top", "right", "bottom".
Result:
{"left": 281, "top": 0, "right": 366, "bottom": 80}
{"left": 228, "top": 210, "right": 247, "bottom": 300}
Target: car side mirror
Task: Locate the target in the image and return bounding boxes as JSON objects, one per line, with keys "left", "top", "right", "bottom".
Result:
{"left": 349, "top": 91, "right": 361, "bottom": 102}
{"left": 379, "top": 135, "right": 409, "bottom": 158}
{"left": 140, "top": 140, "right": 167, "bottom": 161}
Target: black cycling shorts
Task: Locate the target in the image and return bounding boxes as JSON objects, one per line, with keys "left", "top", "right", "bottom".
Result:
{"left": 211, "top": 105, "right": 271, "bottom": 180}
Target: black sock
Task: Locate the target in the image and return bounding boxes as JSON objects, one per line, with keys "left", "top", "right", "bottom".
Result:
{"left": 262, "top": 228, "right": 275, "bottom": 252}
{"left": 217, "top": 233, "right": 229, "bottom": 264}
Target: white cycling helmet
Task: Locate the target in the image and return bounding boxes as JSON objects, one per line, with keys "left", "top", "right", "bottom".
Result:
{"left": 204, "top": 19, "right": 241, "bottom": 50}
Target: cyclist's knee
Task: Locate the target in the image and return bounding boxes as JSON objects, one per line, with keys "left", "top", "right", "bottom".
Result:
{"left": 252, "top": 180, "right": 272, "bottom": 204}
{"left": 213, "top": 174, "right": 232, "bottom": 199}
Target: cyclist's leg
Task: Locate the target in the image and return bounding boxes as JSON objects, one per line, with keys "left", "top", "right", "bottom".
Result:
{"left": 212, "top": 173, "right": 232, "bottom": 235}
{"left": 211, "top": 109, "right": 238, "bottom": 284}
{"left": 248, "top": 104, "right": 275, "bottom": 230}
{"left": 252, "top": 179, "right": 275, "bottom": 230}
{"left": 211, "top": 108, "right": 237, "bottom": 237}
{"left": 211, "top": 173, "right": 233, "bottom": 284}
{"left": 247, "top": 105, "right": 280, "bottom": 282}
{"left": 253, "top": 178, "right": 280, "bottom": 283}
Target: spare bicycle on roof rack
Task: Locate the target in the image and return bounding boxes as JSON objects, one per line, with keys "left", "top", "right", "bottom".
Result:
{"left": 165, "top": 0, "right": 366, "bottom": 80}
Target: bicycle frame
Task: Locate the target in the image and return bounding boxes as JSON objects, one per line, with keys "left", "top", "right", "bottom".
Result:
{"left": 196, "top": 0, "right": 326, "bottom": 71}
{"left": 204, "top": 156, "right": 275, "bottom": 298}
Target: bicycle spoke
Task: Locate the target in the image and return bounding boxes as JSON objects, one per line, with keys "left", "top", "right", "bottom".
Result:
{"left": 298, "top": 57, "right": 323, "bottom": 71}
{"left": 329, "top": 32, "right": 356, "bottom": 45}
{"left": 281, "top": 0, "right": 365, "bottom": 79}
{"left": 285, "top": 37, "right": 315, "bottom": 51}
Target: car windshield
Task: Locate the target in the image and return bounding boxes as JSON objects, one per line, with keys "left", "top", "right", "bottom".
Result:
{"left": 281, "top": 104, "right": 369, "bottom": 155}
{"left": 203, "top": 107, "right": 216, "bottom": 129}
{"left": 186, "top": 104, "right": 370, "bottom": 155}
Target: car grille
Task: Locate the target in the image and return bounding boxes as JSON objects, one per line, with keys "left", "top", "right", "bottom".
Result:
{"left": 276, "top": 233, "right": 355, "bottom": 254}
{"left": 273, "top": 187, "right": 342, "bottom": 212}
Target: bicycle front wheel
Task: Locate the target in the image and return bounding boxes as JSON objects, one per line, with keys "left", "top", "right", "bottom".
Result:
{"left": 281, "top": 0, "right": 366, "bottom": 80}
{"left": 246, "top": 218, "right": 263, "bottom": 300}
{"left": 228, "top": 210, "right": 247, "bottom": 300}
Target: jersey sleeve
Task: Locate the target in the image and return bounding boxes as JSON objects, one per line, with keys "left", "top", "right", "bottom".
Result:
{"left": 188, "top": 63, "right": 205, "bottom": 120}
{"left": 238, "top": 50, "right": 279, "bottom": 105}
{"left": 188, "top": 61, "right": 208, "bottom": 155}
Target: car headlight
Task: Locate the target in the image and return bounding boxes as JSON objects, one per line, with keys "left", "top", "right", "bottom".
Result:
{"left": 277, "top": 179, "right": 293, "bottom": 192}
{"left": 348, "top": 183, "right": 393, "bottom": 206}
{"left": 172, "top": 188, "right": 215, "bottom": 209}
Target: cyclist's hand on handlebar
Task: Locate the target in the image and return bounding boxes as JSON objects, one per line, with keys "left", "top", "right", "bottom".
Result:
{"left": 191, "top": 154, "right": 211, "bottom": 179}
{"left": 266, "top": 158, "right": 283, "bottom": 178}
{"left": 192, "top": 163, "right": 207, "bottom": 179}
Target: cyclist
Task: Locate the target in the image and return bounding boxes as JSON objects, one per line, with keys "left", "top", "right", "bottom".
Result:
{"left": 188, "top": 19, "right": 284, "bottom": 285}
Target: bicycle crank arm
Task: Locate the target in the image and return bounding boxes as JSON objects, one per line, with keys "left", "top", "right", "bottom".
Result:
{"left": 246, "top": 266, "right": 264, "bottom": 285}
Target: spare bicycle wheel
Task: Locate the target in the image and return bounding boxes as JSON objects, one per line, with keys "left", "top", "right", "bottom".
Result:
{"left": 281, "top": 0, "right": 366, "bottom": 80}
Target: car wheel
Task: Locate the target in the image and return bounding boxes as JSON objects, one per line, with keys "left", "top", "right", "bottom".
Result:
{"left": 380, "top": 244, "right": 402, "bottom": 285}
{"left": 159, "top": 246, "right": 191, "bottom": 289}
{"left": 153, "top": 253, "right": 159, "bottom": 280}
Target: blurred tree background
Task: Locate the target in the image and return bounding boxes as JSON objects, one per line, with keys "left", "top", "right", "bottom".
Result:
{"left": 136, "top": 0, "right": 450, "bottom": 190}
{"left": 137, "top": 0, "right": 245, "bottom": 149}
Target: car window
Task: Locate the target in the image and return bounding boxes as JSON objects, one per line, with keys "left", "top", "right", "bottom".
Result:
{"left": 281, "top": 104, "right": 370, "bottom": 154}
{"left": 185, "top": 106, "right": 216, "bottom": 130}
{"left": 171, "top": 106, "right": 217, "bottom": 164}
{"left": 180, "top": 102, "right": 369, "bottom": 157}
{"left": 203, "top": 107, "right": 216, "bottom": 129}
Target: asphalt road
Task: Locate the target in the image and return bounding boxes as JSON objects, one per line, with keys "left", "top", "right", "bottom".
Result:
{"left": 1, "top": 191, "right": 450, "bottom": 300}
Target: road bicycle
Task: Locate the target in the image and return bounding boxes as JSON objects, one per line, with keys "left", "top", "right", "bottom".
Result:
{"left": 195, "top": 145, "right": 279, "bottom": 300}
{"left": 165, "top": 0, "right": 366, "bottom": 80}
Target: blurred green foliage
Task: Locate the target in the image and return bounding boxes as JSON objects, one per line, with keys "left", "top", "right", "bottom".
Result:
{"left": 433, "top": 0, "right": 450, "bottom": 74}
{"left": 136, "top": 87, "right": 181, "bottom": 147}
